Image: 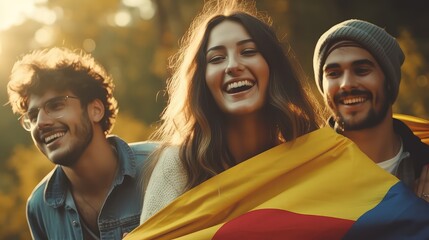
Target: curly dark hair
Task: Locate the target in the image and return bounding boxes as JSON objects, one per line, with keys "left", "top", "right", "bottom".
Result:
{"left": 7, "top": 47, "right": 118, "bottom": 134}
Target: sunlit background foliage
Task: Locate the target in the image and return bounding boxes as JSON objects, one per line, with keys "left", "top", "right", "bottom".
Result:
{"left": 0, "top": 0, "right": 428, "bottom": 239}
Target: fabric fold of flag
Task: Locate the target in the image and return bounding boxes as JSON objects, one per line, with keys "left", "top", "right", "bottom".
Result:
{"left": 125, "top": 127, "right": 429, "bottom": 240}
{"left": 394, "top": 113, "right": 429, "bottom": 145}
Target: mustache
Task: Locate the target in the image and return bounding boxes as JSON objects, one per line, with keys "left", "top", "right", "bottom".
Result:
{"left": 35, "top": 126, "right": 67, "bottom": 141}
{"left": 38, "top": 126, "right": 65, "bottom": 135}
{"left": 333, "top": 89, "right": 371, "bottom": 103}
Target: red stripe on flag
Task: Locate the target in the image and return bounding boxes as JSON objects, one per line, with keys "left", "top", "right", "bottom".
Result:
{"left": 213, "top": 209, "right": 354, "bottom": 240}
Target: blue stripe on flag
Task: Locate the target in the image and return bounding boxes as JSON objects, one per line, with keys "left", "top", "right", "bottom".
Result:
{"left": 343, "top": 182, "right": 429, "bottom": 240}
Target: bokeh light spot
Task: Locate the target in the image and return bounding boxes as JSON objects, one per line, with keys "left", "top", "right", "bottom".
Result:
{"left": 114, "top": 10, "right": 132, "bottom": 27}
{"left": 34, "top": 26, "right": 56, "bottom": 47}
{"left": 83, "top": 38, "right": 96, "bottom": 52}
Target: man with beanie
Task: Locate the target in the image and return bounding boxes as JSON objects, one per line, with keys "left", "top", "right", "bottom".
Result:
{"left": 313, "top": 19, "right": 429, "bottom": 201}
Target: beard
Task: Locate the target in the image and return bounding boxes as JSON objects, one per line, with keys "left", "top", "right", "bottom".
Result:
{"left": 337, "top": 100, "right": 389, "bottom": 131}
{"left": 329, "top": 88, "right": 390, "bottom": 131}
{"left": 53, "top": 111, "right": 94, "bottom": 167}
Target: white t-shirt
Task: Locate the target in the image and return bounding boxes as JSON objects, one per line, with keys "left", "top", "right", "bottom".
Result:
{"left": 377, "top": 141, "right": 404, "bottom": 174}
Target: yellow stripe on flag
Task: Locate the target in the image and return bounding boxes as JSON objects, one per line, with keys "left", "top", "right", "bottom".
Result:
{"left": 125, "top": 127, "right": 399, "bottom": 240}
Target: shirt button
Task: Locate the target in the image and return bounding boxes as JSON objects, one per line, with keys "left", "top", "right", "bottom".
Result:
{"left": 72, "top": 220, "right": 79, "bottom": 227}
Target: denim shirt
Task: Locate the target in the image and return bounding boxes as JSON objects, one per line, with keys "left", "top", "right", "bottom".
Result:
{"left": 26, "top": 136, "right": 158, "bottom": 240}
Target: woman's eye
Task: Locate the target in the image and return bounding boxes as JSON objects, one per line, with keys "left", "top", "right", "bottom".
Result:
{"left": 242, "top": 48, "right": 258, "bottom": 55}
{"left": 207, "top": 55, "right": 224, "bottom": 63}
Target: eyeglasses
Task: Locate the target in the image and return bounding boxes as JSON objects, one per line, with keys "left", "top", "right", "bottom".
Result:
{"left": 19, "top": 95, "right": 80, "bottom": 131}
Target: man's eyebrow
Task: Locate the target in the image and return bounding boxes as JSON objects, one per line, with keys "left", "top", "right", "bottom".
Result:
{"left": 323, "top": 59, "right": 376, "bottom": 71}
{"left": 352, "top": 59, "right": 376, "bottom": 67}
{"left": 323, "top": 63, "right": 340, "bottom": 71}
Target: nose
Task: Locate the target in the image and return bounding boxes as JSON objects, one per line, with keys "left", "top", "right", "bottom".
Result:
{"left": 225, "top": 55, "right": 244, "bottom": 76}
{"left": 35, "top": 109, "right": 54, "bottom": 129}
{"left": 339, "top": 70, "right": 358, "bottom": 90}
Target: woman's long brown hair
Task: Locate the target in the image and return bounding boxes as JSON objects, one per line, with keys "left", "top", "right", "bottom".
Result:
{"left": 143, "top": 0, "right": 324, "bottom": 192}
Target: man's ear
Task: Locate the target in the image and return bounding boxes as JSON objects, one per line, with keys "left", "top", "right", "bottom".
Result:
{"left": 88, "top": 99, "right": 105, "bottom": 123}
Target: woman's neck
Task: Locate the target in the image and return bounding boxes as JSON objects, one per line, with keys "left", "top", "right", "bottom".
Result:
{"left": 225, "top": 112, "right": 278, "bottom": 163}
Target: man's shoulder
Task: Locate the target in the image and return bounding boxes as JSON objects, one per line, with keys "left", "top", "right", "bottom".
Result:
{"left": 129, "top": 141, "right": 159, "bottom": 154}
{"left": 27, "top": 168, "right": 57, "bottom": 211}
{"left": 394, "top": 117, "right": 428, "bottom": 146}
{"left": 393, "top": 114, "right": 429, "bottom": 143}
{"left": 108, "top": 136, "right": 159, "bottom": 164}
{"left": 393, "top": 116, "right": 429, "bottom": 165}
{"left": 128, "top": 141, "right": 159, "bottom": 166}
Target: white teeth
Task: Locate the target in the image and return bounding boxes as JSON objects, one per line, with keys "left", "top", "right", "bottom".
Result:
{"left": 226, "top": 80, "right": 254, "bottom": 92}
{"left": 343, "top": 97, "right": 366, "bottom": 105}
{"left": 45, "top": 132, "right": 65, "bottom": 143}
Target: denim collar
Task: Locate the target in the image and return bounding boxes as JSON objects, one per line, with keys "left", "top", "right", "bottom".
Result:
{"left": 44, "top": 135, "right": 137, "bottom": 208}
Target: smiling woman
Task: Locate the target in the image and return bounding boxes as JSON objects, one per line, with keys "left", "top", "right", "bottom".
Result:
{"left": 135, "top": 0, "right": 324, "bottom": 232}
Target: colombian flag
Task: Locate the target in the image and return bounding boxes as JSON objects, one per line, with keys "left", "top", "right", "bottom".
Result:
{"left": 125, "top": 127, "right": 429, "bottom": 240}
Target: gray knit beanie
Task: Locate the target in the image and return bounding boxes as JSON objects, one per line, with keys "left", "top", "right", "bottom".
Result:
{"left": 313, "top": 19, "right": 405, "bottom": 103}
